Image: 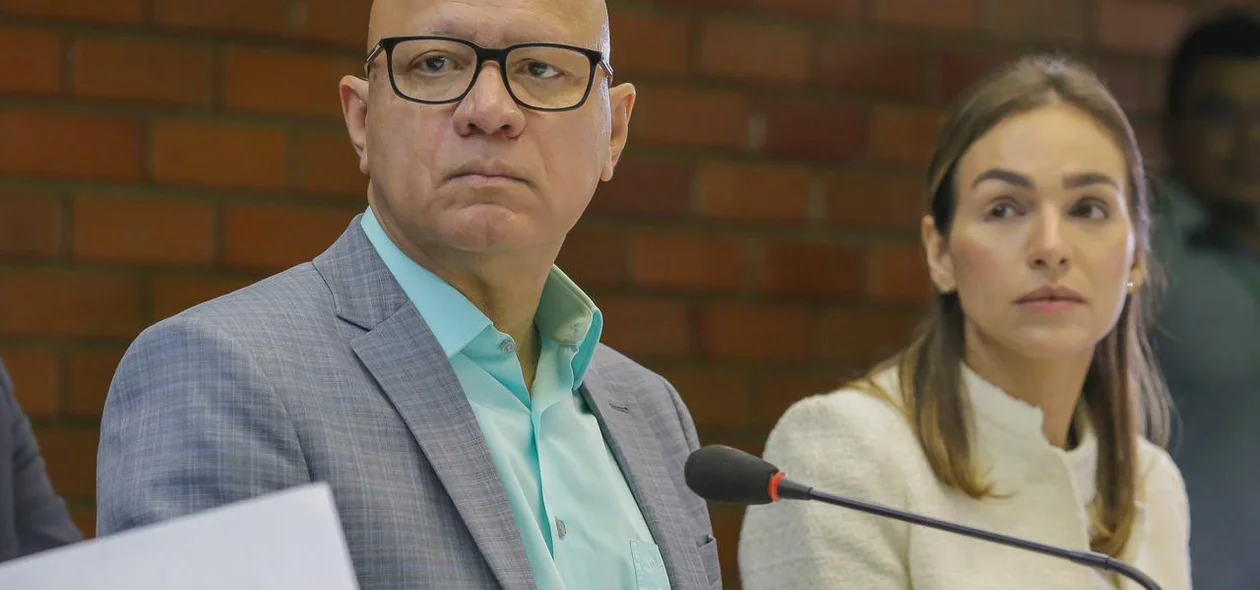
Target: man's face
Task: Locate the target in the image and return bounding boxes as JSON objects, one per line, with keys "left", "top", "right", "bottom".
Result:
{"left": 1167, "top": 58, "right": 1260, "bottom": 208}
{"left": 342, "top": 0, "right": 634, "bottom": 256}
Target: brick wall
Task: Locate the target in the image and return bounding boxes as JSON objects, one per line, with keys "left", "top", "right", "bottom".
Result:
{"left": 0, "top": 0, "right": 1254, "bottom": 584}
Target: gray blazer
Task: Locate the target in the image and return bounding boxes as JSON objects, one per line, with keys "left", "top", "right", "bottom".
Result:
{"left": 96, "top": 217, "right": 721, "bottom": 590}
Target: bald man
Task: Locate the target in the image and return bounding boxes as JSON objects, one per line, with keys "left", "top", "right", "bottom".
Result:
{"left": 95, "top": 0, "right": 720, "bottom": 588}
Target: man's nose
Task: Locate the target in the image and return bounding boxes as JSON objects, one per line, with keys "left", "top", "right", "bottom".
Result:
{"left": 452, "top": 64, "right": 526, "bottom": 138}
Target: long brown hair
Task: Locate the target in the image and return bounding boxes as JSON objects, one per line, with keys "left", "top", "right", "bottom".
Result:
{"left": 863, "top": 55, "right": 1173, "bottom": 557}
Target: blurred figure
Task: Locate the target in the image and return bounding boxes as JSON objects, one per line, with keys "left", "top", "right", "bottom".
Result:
{"left": 739, "top": 56, "right": 1189, "bottom": 590}
{"left": 95, "top": 0, "right": 720, "bottom": 588}
{"left": 1152, "top": 9, "right": 1260, "bottom": 588}
{"left": 0, "top": 358, "right": 81, "bottom": 562}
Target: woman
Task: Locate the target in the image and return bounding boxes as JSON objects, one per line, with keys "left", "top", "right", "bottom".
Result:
{"left": 739, "top": 56, "right": 1191, "bottom": 590}
{"left": 0, "top": 357, "right": 81, "bottom": 562}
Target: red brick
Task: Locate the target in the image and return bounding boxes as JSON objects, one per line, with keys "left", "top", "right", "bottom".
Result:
{"left": 0, "top": 191, "right": 62, "bottom": 258}
{"left": 64, "top": 349, "right": 124, "bottom": 418}
{"left": 31, "top": 427, "right": 97, "bottom": 497}
{"left": 696, "top": 163, "right": 812, "bottom": 225}
{"left": 152, "top": 276, "right": 255, "bottom": 320}
{"left": 0, "top": 348, "right": 59, "bottom": 418}
{"left": 296, "top": 130, "right": 365, "bottom": 200}
{"left": 868, "top": 107, "right": 944, "bottom": 165}
{"left": 224, "top": 48, "right": 358, "bottom": 120}
{"left": 936, "top": 49, "right": 1020, "bottom": 102}
{"left": 660, "top": 366, "right": 752, "bottom": 429}
{"left": 557, "top": 225, "right": 629, "bottom": 288}
{"left": 632, "top": 86, "right": 751, "bottom": 150}
{"left": 0, "top": 111, "right": 142, "bottom": 182}
{"left": 754, "top": 371, "right": 850, "bottom": 426}
{"left": 868, "top": 242, "right": 933, "bottom": 305}
{"left": 1093, "top": 58, "right": 1164, "bottom": 117}
{"left": 300, "top": 0, "right": 371, "bottom": 49}
{"left": 711, "top": 510, "right": 744, "bottom": 584}
{"left": 1097, "top": 0, "right": 1192, "bottom": 56}
{"left": 654, "top": 0, "right": 748, "bottom": 8}
{"left": 70, "top": 37, "right": 213, "bottom": 106}
{"left": 598, "top": 296, "right": 691, "bottom": 358}
{"left": 0, "top": 272, "right": 141, "bottom": 338}
{"left": 760, "top": 241, "right": 865, "bottom": 297}
{"left": 223, "top": 205, "right": 355, "bottom": 271}
{"left": 72, "top": 195, "right": 216, "bottom": 265}
{"left": 589, "top": 156, "right": 692, "bottom": 218}
{"left": 629, "top": 231, "right": 747, "bottom": 292}
{"left": 825, "top": 168, "right": 924, "bottom": 231}
{"left": 72, "top": 510, "right": 95, "bottom": 539}
{"left": 152, "top": 0, "right": 290, "bottom": 36}
{"left": 698, "top": 303, "right": 810, "bottom": 362}
{"left": 761, "top": 98, "right": 867, "bottom": 161}
{"left": 151, "top": 120, "right": 288, "bottom": 190}
{"left": 0, "top": 27, "right": 60, "bottom": 95}
{"left": 816, "top": 36, "right": 931, "bottom": 101}
{"left": 608, "top": 11, "right": 690, "bottom": 77}
{"left": 981, "top": 0, "right": 1087, "bottom": 43}
{"left": 752, "top": 0, "right": 861, "bottom": 19}
{"left": 873, "top": 0, "right": 980, "bottom": 30}
{"left": 0, "top": 0, "right": 143, "bottom": 23}
{"left": 699, "top": 22, "right": 813, "bottom": 85}
{"left": 812, "top": 306, "right": 923, "bottom": 365}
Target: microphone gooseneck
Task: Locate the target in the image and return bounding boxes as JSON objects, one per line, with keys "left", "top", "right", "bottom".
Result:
{"left": 685, "top": 445, "right": 1163, "bottom": 590}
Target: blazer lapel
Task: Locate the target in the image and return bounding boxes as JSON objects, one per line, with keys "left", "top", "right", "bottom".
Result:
{"left": 318, "top": 221, "right": 533, "bottom": 590}
{"left": 581, "top": 369, "right": 707, "bottom": 590}
{"left": 351, "top": 305, "right": 534, "bottom": 590}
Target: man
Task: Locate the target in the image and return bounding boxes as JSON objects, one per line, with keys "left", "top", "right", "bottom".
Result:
{"left": 1150, "top": 10, "right": 1260, "bottom": 589}
{"left": 95, "top": 0, "right": 720, "bottom": 588}
{"left": 0, "top": 358, "right": 82, "bottom": 562}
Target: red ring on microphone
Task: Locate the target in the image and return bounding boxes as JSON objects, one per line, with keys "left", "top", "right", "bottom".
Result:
{"left": 768, "top": 472, "right": 786, "bottom": 503}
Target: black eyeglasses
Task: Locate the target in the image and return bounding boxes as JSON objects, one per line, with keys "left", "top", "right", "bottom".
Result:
{"left": 365, "top": 36, "right": 614, "bottom": 112}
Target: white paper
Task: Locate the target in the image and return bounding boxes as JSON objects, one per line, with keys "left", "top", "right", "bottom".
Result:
{"left": 0, "top": 482, "right": 361, "bottom": 590}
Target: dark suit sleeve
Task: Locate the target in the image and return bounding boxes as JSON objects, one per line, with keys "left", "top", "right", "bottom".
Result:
{"left": 96, "top": 316, "right": 311, "bottom": 535}
{"left": 1, "top": 360, "right": 83, "bottom": 555}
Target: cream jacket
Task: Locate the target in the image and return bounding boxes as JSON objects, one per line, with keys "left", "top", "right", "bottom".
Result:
{"left": 738, "top": 365, "right": 1192, "bottom": 590}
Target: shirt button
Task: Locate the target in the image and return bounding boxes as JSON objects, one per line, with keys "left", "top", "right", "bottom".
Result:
{"left": 556, "top": 518, "right": 567, "bottom": 539}
{"left": 500, "top": 339, "right": 516, "bottom": 355}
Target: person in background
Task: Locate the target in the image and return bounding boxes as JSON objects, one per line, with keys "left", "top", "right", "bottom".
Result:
{"left": 1151, "top": 9, "right": 1260, "bottom": 589}
{"left": 94, "top": 0, "right": 720, "bottom": 588}
{"left": 739, "top": 55, "right": 1190, "bottom": 590}
{"left": 0, "top": 357, "right": 82, "bottom": 563}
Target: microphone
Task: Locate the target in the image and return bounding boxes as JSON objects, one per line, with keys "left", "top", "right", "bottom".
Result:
{"left": 684, "top": 445, "right": 1163, "bottom": 590}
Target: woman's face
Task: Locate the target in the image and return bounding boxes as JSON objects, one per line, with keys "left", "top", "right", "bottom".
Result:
{"left": 923, "top": 103, "right": 1144, "bottom": 361}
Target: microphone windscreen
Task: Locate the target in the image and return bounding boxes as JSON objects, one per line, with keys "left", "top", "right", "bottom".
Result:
{"left": 683, "top": 445, "right": 780, "bottom": 505}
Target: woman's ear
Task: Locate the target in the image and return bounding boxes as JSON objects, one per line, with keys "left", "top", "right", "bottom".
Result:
{"left": 922, "top": 215, "right": 955, "bottom": 294}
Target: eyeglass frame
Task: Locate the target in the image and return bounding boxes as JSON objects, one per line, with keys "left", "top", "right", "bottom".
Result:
{"left": 364, "top": 35, "right": 616, "bottom": 112}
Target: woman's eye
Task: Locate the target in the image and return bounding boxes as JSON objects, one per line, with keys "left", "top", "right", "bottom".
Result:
{"left": 1072, "top": 199, "right": 1110, "bottom": 220}
{"left": 987, "top": 201, "right": 1019, "bottom": 219}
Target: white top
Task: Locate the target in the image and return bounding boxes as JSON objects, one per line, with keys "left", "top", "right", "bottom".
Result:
{"left": 738, "top": 365, "right": 1192, "bottom": 590}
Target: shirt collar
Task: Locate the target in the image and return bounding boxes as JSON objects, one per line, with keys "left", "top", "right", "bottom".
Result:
{"left": 360, "top": 207, "right": 603, "bottom": 383}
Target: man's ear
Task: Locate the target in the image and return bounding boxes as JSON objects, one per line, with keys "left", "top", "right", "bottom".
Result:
{"left": 922, "top": 215, "right": 955, "bottom": 294}
{"left": 601, "top": 82, "right": 636, "bottom": 182}
{"left": 340, "top": 75, "right": 371, "bottom": 175}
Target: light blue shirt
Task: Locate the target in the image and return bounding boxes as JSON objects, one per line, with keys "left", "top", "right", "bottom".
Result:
{"left": 361, "top": 208, "right": 670, "bottom": 590}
